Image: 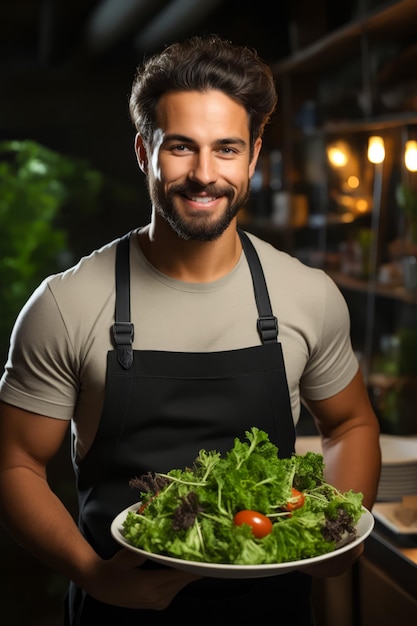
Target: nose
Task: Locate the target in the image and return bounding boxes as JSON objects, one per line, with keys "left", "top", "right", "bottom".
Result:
{"left": 188, "top": 150, "right": 217, "bottom": 186}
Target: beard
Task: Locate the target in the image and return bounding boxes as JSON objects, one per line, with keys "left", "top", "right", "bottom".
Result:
{"left": 149, "top": 180, "right": 251, "bottom": 241}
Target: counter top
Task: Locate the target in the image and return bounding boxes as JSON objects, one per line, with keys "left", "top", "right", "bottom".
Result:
{"left": 365, "top": 520, "right": 417, "bottom": 597}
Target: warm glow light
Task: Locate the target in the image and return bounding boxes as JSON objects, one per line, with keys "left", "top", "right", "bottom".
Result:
{"left": 405, "top": 140, "right": 417, "bottom": 172}
{"left": 327, "top": 146, "right": 348, "bottom": 167}
{"left": 356, "top": 199, "right": 369, "bottom": 213}
{"left": 368, "top": 136, "right": 385, "bottom": 164}
{"left": 347, "top": 175, "right": 359, "bottom": 189}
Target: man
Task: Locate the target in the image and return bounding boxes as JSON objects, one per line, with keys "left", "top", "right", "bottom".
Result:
{"left": 0, "top": 35, "right": 380, "bottom": 625}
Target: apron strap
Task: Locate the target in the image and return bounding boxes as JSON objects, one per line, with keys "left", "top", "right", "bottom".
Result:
{"left": 111, "top": 229, "right": 278, "bottom": 367}
{"left": 112, "top": 232, "right": 134, "bottom": 369}
{"left": 238, "top": 229, "right": 278, "bottom": 344}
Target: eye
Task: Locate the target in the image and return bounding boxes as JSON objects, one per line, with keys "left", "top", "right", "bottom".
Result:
{"left": 171, "top": 144, "right": 193, "bottom": 153}
{"left": 217, "top": 146, "right": 239, "bottom": 158}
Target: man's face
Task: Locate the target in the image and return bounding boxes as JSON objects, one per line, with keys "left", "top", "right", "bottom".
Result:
{"left": 141, "top": 89, "right": 262, "bottom": 241}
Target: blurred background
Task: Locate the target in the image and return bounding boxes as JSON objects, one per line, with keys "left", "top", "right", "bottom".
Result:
{"left": 1, "top": 1, "right": 417, "bottom": 625}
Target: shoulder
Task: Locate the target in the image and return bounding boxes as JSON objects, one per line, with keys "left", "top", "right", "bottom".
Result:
{"left": 243, "top": 230, "right": 350, "bottom": 333}
{"left": 243, "top": 230, "right": 334, "bottom": 292}
{"left": 9, "top": 232, "right": 135, "bottom": 351}
{"left": 48, "top": 234, "right": 122, "bottom": 290}
{"left": 42, "top": 231, "right": 140, "bottom": 310}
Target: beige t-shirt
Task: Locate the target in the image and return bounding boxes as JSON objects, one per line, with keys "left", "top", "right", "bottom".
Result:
{"left": 0, "top": 228, "right": 358, "bottom": 459}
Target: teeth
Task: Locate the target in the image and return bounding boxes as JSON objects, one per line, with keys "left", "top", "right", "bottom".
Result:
{"left": 191, "top": 196, "right": 215, "bottom": 203}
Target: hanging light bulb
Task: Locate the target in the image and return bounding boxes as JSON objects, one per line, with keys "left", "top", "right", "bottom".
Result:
{"left": 367, "top": 136, "right": 385, "bottom": 164}
{"left": 327, "top": 145, "right": 348, "bottom": 167}
{"left": 405, "top": 140, "right": 417, "bottom": 172}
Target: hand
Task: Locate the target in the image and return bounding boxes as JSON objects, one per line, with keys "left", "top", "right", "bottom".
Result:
{"left": 298, "top": 543, "right": 363, "bottom": 578}
{"left": 83, "top": 548, "right": 202, "bottom": 610}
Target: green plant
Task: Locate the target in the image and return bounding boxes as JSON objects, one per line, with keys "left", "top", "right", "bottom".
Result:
{"left": 396, "top": 183, "right": 417, "bottom": 243}
{"left": 0, "top": 140, "right": 103, "bottom": 364}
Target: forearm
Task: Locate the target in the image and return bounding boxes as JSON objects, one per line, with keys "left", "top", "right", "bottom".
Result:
{"left": 321, "top": 421, "right": 381, "bottom": 510}
{"left": 0, "top": 466, "right": 100, "bottom": 588}
{"left": 307, "top": 370, "right": 382, "bottom": 511}
{"left": 0, "top": 465, "right": 200, "bottom": 608}
{"left": 299, "top": 416, "right": 381, "bottom": 578}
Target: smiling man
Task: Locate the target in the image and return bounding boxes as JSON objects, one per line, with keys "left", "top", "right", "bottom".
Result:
{"left": 134, "top": 88, "right": 261, "bottom": 282}
{"left": 138, "top": 89, "right": 260, "bottom": 244}
{"left": 0, "top": 35, "right": 380, "bottom": 625}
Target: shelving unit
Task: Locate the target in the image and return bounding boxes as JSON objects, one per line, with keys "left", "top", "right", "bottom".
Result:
{"left": 245, "top": 0, "right": 417, "bottom": 437}
{"left": 240, "top": 5, "right": 417, "bottom": 624}
{"left": 327, "top": 269, "right": 417, "bottom": 303}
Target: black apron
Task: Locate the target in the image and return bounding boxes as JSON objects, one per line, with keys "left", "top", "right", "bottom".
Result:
{"left": 65, "top": 229, "right": 314, "bottom": 625}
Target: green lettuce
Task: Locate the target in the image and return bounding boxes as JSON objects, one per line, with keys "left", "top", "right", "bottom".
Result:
{"left": 122, "top": 427, "right": 363, "bottom": 565}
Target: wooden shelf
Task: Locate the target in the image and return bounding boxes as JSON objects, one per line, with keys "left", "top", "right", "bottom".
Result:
{"left": 326, "top": 270, "right": 417, "bottom": 303}
{"left": 319, "top": 112, "right": 417, "bottom": 135}
{"left": 272, "top": 0, "right": 417, "bottom": 77}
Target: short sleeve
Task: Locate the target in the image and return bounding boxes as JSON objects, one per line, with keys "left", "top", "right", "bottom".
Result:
{"left": 299, "top": 274, "right": 359, "bottom": 401}
{"left": 0, "top": 279, "right": 79, "bottom": 419}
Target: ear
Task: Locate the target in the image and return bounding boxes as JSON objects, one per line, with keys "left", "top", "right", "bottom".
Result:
{"left": 134, "top": 133, "right": 148, "bottom": 174}
{"left": 249, "top": 137, "right": 263, "bottom": 179}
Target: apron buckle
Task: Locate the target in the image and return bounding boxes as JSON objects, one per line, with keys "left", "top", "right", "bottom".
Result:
{"left": 257, "top": 316, "right": 278, "bottom": 343}
{"left": 112, "top": 322, "right": 135, "bottom": 369}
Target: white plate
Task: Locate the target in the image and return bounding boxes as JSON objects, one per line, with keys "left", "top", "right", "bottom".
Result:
{"left": 378, "top": 491, "right": 417, "bottom": 500}
{"left": 380, "top": 471, "right": 417, "bottom": 480}
{"left": 111, "top": 504, "right": 374, "bottom": 579}
{"left": 379, "top": 478, "right": 417, "bottom": 487}
{"left": 379, "top": 479, "right": 417, "bottom": 487}
{"left": 381, "top": 464, "right": 417, "bottom": 473}
{"left": 380, "top": 435, "right": 417, "bottom": 465}
{"left": 373, "top": 502, "right": 417, "bottom": 535}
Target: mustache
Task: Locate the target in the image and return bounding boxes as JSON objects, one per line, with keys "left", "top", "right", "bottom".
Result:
{"left": 168, "top": 183, "right": 235, "bottom": 200}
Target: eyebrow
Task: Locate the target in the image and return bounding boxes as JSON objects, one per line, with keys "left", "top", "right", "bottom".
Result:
{"left": 163, "top": 134, "right": 247, "bottom": 148}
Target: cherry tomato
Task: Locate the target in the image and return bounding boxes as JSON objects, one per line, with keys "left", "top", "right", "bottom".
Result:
{"left": 233, "top": 510, "right": 273, "bottom": 538}
{"left": 138, "top": 493, "right": 158, "bottom": 514}
{"left": 138, "top": 501, "right": 149, "bottom": 514}
{"left": 284, "top": 487, "right": 305, "bottom": 512}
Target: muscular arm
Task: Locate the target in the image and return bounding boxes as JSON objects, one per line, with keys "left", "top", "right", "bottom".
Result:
{"left": 0, "top": 401, "right": 199, "bottom": 609}
{"left": 300, "top": 369, "right": 381, "bottom": 577}
{"left": 305, "top": 368, "right": 381, "bottom": 510}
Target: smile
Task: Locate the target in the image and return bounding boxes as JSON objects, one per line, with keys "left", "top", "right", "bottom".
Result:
{"left": 189, "top": 196, "right": 217, "bottom": 204}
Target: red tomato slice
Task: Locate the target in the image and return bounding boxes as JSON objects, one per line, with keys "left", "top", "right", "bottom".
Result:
{"left": 284, "top": 487, "right": 305, "bottom": 511}
{"left": 233, "top": 510, "right": 273, "bottom": 538}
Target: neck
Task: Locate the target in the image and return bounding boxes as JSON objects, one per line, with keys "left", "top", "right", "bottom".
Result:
{"left": 138, "top": 219, "right": 242, "bottom": 282}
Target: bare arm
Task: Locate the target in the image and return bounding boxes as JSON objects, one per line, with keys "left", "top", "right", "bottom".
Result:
{"left": 305, "top": 368, "right": 381, "bottom": 510}
{"left": 299, "top": 369, "right": 381, "bottom": 577}
{"left": 0, "top": 401, "right": 199, "bottom": 609}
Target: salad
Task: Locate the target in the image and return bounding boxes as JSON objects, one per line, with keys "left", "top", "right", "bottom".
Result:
{"left": 122, "top": 427, "right": 364, "bottom": 565}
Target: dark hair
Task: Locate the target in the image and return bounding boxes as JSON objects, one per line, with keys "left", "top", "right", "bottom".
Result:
{"left": 129, "top": 34, "right": 277, "bottom": 150}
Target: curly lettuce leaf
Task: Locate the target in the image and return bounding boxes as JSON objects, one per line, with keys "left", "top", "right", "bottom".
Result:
{"left": 122, "top": 427, "right": 364, "bottom": 565}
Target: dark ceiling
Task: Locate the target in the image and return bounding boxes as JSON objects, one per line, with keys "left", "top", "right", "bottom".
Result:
{"left": 0, "top": 0, "right": 291, "bottom": 181}
{"left": 1, "top": 0, "right": 290, "bottom": 75}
